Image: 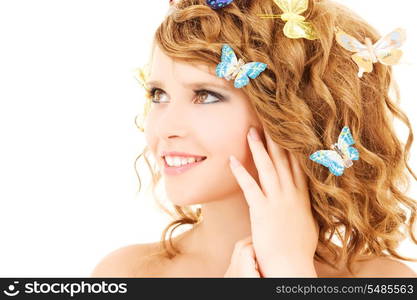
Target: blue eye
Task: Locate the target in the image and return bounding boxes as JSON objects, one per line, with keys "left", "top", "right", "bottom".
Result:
{"left": 148, "top": 88, "right": 225, "bottom": 104}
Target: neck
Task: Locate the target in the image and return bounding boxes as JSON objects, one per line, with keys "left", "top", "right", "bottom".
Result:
{"left": 180, "top": 191, "right": 252, "bottom": 269}
{"left": 173, "top": 193, "right": 343, "bottom": 277}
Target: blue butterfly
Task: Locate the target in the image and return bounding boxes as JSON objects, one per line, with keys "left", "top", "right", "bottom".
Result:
{"left": 215, "top": 44, "right": 267, "bottom": 88}
{"left": 206, "top": 0, "right": 233, "bottom": 10}
{"left": 309, "top": 126, "right": 360, "bottom": 176}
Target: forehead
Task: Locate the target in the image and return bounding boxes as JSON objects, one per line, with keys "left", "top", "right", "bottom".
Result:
{"left": 148, "top": 45, "right": 229, "bottom": 88}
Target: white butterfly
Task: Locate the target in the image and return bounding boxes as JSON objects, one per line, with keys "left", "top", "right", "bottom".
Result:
{"left": 335, "top": 28, "right": 406, "bottom": 77}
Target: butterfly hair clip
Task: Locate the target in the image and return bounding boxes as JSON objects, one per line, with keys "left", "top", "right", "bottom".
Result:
{"left": 206, "top": 0, "right": 234, "bottom": 10}
{"left": 215, "top": 44, "right": 267, "bottom": 88}
{"left": 309, "top": 126, "right": 360, "bottom": 176}
{"left": 257, "top": 0, "right": 318, "bottom": 40}
{"left": 133, "top": 66, "right": 152, "bottom": 133}
{"left": 335, "top": 28, "right": 406, "bottom": 78}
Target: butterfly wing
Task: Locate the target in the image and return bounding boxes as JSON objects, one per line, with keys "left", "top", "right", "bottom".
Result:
{"left": 337, "top": 126, "right": 360, "bottom": 161}
{"left": 234, "top": 62, "right": 267, "bottom": 88}
{"left": 335, "top": 31, "right": 373, "bottom": 77}
{"left": 337, "top": 126, "right": 355, "bottom": 149}
{"left": 374, "top": 28, "right": 406, "bottom": 51}
{"left": 216, "top": 44, "right": 238, "bottom": 78}
{"left": 274, "top": 0, "right": 308, "bottom": 14}
{"left": 335, "top": 31, "right": 368, "bottom": 53}
{"left": 376, "top": 49, "right": 403, "bottom": 66}
{"left": 206, "top": 0, "right": 234, "bottom": 10}
{"left": 283, "top": 20, "right": 317, "bottom": 40}
{"left": 351, "top": 52, "right": 374, "bottom": 77}
{"left": 273, "top": 0, "right": 290, "bottom": 13}
{"left": 309, "top": 150, "right": 345, "bottom": 176}
{"left": 374, "top": 28, "right": 406, "bottom": 66}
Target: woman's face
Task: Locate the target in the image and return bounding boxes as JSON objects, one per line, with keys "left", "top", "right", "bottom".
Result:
{"left": 144, "top": 45, "right": 263, "bottom": 206}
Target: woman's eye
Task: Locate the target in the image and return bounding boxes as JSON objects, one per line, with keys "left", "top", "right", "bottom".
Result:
{"left": 149, "top": 88, "right": 169, "bottom": 103}
{"left": 193, "top": 90, "right": 223, "bottom": 104}
{"left": 148, "top": 88, "right": 224, "bottom": 104}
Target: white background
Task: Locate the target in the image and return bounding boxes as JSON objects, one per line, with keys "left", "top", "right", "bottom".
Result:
{"left": 0, "top": 0, "right": 416, "bottom": 277}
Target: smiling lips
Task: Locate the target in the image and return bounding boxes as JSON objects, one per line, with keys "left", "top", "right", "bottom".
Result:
{"left": 161, "top": 151, "right": 207, "bottom": 176}
{"left": 163, "top": 158, "right": 206, "bottom": 176}
{"left": 161, "top": 151, "right": 206, "bottom": 159}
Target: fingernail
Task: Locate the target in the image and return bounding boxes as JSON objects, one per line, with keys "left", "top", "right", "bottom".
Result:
{"left": 229, "top": 155, "right": 240, "bottom": 168}
{"left": 248, "top": 127, "right": 260, "bottom": 141}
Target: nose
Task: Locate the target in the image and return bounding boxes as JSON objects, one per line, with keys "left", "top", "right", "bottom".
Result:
{"left": 155, "top": 100, "right": 189, "bottom": 140}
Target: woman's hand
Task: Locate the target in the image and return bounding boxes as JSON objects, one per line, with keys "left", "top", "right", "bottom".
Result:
{"left": 229, "top": 127, "right": 319, "bottom": 277}
{"left": 224, "top": 236, "right": 261, "bottom": 278}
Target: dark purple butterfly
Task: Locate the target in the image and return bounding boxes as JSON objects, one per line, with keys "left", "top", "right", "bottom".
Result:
{"left": 206, "top": 0, "right": 233, "bottom": 10}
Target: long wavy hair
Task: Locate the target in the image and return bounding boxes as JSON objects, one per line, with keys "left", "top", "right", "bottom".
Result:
{"left": 134, "top": 0, "right": 417, "bottom": 275}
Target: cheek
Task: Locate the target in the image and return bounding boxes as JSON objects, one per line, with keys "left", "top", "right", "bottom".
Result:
{"left": 207, "top": 124, "right": 249, "bottom": 164}
{"left": 143, "top": 113, "right": 158, "bottom": 158}
{"left": 197, "top": 105, "right": 261, "bottom": 196}
{"left": 204, "top": 110, "right": 257, "bottom": 171}
{"left": 211, "top": 126, "right": 259, "bottom": 182}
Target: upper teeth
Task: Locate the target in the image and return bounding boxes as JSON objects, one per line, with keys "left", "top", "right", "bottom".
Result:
{"left": 164, "top": 156, "right": 204, "bottom": 167}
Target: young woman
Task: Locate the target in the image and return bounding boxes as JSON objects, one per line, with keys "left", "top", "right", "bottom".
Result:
{"left": 92, "top": 0, "right": 417, "bottom": 277}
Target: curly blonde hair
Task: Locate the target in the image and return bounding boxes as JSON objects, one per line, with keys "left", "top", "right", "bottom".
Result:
{"left": 134, "top": 0, "right": 417, "bottom": 275}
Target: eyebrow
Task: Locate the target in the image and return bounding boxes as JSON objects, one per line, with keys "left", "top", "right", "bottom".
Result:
{"left": 146, "top": 80, "right": 230, "bottom": 91}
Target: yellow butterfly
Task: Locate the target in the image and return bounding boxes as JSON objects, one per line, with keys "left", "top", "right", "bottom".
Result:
{"left": 258, "top": 0, "right": 318, "bottom": 40}
{"left": 134, "top": 66, "right": 149, "bottom": 90}
{"left": 335, "top": 28, "right": 406, "bottom": 78}
{"left": 133, "top": 65, "right": 152, "bottom": 132}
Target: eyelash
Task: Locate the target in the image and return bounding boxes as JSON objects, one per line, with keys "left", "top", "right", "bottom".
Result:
{"left": 147, "top": 88, "right": 225, "bottom": 104}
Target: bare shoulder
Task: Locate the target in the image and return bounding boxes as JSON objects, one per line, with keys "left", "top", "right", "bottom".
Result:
{"left": 90, "top": 241, "right": 166, "bottom": 278}
{"left": 354, "top": 256, "right": 417, "bottom": 278}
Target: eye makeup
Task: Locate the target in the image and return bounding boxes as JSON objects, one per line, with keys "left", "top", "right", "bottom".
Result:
{"left": 147, "top": 87, "right": 227, "bottom": 104}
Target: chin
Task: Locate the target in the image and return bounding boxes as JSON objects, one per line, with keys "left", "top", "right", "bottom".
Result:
{"left": 166, "top": 182, "right": 237, "bottom": 207}
{"left": 165, "top": 185, "right": 206, "bottom": 206}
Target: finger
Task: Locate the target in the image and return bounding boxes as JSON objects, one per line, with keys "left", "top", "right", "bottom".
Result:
{"left": 229, "top": 155, "right": 266, "bottom": 208}
{"left": 263, "top": 127, "right": 295, "bottom": 188}
{"left": 239, "top": 245, "right": 260, "bottom": 277}
{"left": 242, "top": 244, "right": 257, "bottom": 265}
{"left": 240, "top": 244, "right": 256, "bottom": 261}
{"left": 288, "top": 151, "right": 309, "bottom": 191}
{"left": 246, "top": 127, "right": 280, "bottom": 199}
{"left": 238, "top": 236, "right": 253, "bottom": 245}
{"left": 233, "top": 236, "right": 253, "bottom": 253}
{"left": 231, "top": 238, "right": 253, "bottom": 265}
